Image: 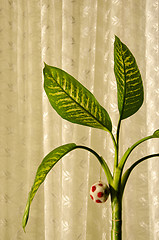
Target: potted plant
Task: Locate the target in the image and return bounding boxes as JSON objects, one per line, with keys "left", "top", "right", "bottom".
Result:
{"left": 22, "top": 36, "right": 159, "bottom": 239}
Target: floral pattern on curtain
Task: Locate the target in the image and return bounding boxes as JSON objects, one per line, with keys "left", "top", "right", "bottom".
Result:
{"left": 0, "top": 0, "right": 158, "bottom": 239}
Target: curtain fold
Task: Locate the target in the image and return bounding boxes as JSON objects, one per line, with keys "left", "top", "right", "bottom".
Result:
{"left": 0, "top": 0, "right": 158, "bottom": 239}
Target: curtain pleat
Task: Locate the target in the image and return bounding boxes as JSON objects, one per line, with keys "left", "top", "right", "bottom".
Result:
{"left": 146, "top": 1, "right": 159, "bottom": 240}
{"left": 0, "top": 0, "right": 158, "bottom": 239}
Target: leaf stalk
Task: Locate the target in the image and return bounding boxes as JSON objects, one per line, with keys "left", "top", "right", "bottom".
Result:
{"left": 75, "top": 145, "right": 113, "bottom": 185}
{"left": 121, "top": 153, "right": 159, "bottom": 195}
{"left": 118, "top": 135, "right": 153, "bottom": 171}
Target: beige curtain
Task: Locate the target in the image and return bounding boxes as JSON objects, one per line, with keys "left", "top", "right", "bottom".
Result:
{"left": 0, "top": 0, "right": 159, "bottom": 239}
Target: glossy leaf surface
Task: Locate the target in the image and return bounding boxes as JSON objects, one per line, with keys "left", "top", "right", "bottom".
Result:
{"left": 22, "top": 143, "right": 76, "bottom": 231}
{"left": 44, "top": 64, "right": 112, "bottom": 132}
{"left": 114, "top": 36, "right": 144, "bottom": 120}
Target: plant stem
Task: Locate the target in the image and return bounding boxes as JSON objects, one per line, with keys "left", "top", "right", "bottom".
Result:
{"left": 74, "top": 145, "right": 113, "bottom": 184}
{"left": 110, "top": 119, "right": 122, "bottom": 240}
{"left": 111, "top": 189, "right": 122, "bottom": 240}
{"left": 121, "top": 153, "right": 159, "bottom": 195}
{"left": 109, "top": 131, "right": 118, "bottom": 170}
{"left": 119, "top": 135, "right": 153, "bottom": 170}
{"left": 116, "top": 118, "right": 121, "bottom": 153}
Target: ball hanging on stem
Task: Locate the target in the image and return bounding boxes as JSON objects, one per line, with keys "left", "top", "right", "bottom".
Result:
{"left": 90, "top": 181, "right": 110, "bottom": 203}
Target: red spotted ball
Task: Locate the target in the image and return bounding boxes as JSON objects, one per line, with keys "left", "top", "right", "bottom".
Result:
{"left": 90, "top": 181, "right": 109, "bottom": 203}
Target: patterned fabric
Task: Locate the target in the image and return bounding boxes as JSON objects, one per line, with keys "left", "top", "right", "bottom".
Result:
{"left": 0, "top": 0, "right": 158, "bottom": 239}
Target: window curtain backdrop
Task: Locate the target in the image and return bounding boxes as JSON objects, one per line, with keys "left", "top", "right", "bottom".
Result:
{"left": 0, "top": 0, "right": 158, "bottom": 239}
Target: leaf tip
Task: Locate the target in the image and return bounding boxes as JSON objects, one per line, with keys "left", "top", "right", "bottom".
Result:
{"left": 22, "top": 216, "right": 27, "bottom": 233}
{"left": 22, "top": 225, "right": 26, "bottom": 233}
{"left": 153, "top": 129, "right": 159, "bottom": 138}
{"left": 43, "top": 62, "right": 51, "bottom": 78}
{"left": 114, "top": 35, "right": 120, "bottom": 43}
{"left": 22, "top": 199, "right": 30, "bottom": 233}
{"left": 43, "top": 62, "right": 48, "bottom": 70}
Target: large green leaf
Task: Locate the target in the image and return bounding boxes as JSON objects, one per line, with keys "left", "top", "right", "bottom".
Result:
{"left": 22, "top": 143, "right": 76, "bottom": 231}
{"left": 114, "top": 36, "right": 144, "bottom": 120}
{"left": 44, "top": 64, "right": 112, "bottom": 132}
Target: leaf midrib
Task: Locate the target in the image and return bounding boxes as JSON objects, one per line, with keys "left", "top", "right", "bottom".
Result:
{"left": 119, "top": 46, "right": 127, "bottom": 119}
{"left": 46, "top": 73, "right": 109, "bottom": 131}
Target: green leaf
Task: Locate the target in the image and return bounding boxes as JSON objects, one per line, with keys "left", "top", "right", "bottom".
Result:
{"left": 22, "top": 143, "right": 76, "bottom": 231}
{"left": 44, "top": 64, "right": 112, "bottom": 132}
{"left": 114, "top": 36, "right": 144, "bottom": 120}
{"left": 153, "top": 129, "right": 159, "bottom": 138}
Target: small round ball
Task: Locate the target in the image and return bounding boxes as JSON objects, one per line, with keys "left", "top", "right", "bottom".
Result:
{"left": 90, "top": 181, "right": 110, "bottom": 203}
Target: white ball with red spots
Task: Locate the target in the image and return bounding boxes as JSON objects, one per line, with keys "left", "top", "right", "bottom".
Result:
{"left": 90, "top": 181, "right": 110, "bottom": 203}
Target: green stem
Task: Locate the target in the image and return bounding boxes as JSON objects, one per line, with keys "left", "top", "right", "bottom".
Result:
{"left": 118, "top": 135, "right": 153, "bottom": 171}
{"left": 113, "top": 117, "right": 122, "bottom": 172}
{"left": 111, "top": 189, "right": 122, "bottom": 240}
{"left": 75, "top": 145, "right": 113, "bottom": 185}
{"left": 116, "top": 118, "right": 121, "bottom": 151}
{"left": 121, "top": 153, "right": 159, "bottom": 195}
{"left": 109, "top": 131, "right": 118, "bottom": 170}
